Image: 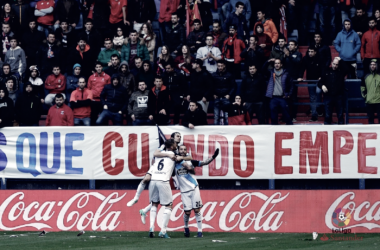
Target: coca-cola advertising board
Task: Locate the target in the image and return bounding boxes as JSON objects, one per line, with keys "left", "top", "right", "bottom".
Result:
{"left": 1, "top": 190, "right": 380, "bottom": 233}
{"left": 1, "top": 125, "right": 380, "bottom": 179}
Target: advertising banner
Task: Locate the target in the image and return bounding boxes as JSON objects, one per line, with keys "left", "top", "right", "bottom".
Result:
{"left": 0, "top": 125, "right": 379, "bottom": 179}
{"left": 0, "top": 190, "right": 379, "bottom": 233}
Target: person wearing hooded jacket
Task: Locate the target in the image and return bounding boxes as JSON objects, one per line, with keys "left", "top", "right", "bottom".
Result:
{"left": 96, "top": 74, "right": 128, "bottom": 125}
{"left": 361, "top": 59, "right": 380, "bottom": 124}
{"left": 128, "top": 81, "right": 154, "bottom": 126}
{"left": 68, "top": 38, "right": 96, "bottom": 78}
{"left": 187, "top": 19, "right": 206, "bottom": 54}
{"left": 27, "top": 66, "right": 45, "bottom": 103}
{"left": 65, "top": 63, "right": 83, "bottom": 105}
{"left": 333, "top": 18, "right": 361, "bottom": 79}
{"left": 222, "top": 25, "right": 245, "bottom": 79}
{"left": 0, "top": 63, "right": 19, "bottom": 89}
{"left": 4, "top": 36, "right": 26, "bottom": 78}
{"left": 36, "top": 33, "right": 62, "bottom": 79}
{"left": 0, "top": 85, "right": 14, "bottom": 127}
{"left": 118, "top": 60, "right": 135, "bottom": 97}
{"left": 253, "top": 9, "right": 278, "bottom": 44}
{"left": 5, "top": 77, "right": 19, "bottom": 106}
{"left": 188, "top": 59, "right": 212, "bottom": 113}
{"left": 182, "top": 101, "right": 208, "bottom": 128}
{"left": 136, "top": 60, "right": 154, "bottom": 90}
{"left": 15, "top": 82, "right": 42, "bottom": 126}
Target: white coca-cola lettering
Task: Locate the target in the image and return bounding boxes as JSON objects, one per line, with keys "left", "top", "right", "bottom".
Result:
{"left": 219, "top": 192, "right": 288, "bottom": 232}
{"left": 325, "top": 192, "right": 380, "bottom": 230}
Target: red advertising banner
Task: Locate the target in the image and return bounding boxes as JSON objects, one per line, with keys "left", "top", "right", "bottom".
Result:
{"left": 0, "top": 190, "right": 380, "bottom": 233}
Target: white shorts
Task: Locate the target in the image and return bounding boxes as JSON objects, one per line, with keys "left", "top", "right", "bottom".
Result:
{"left": 149, "top": 180, "right": 173, "bottom": 206}
{"left": 181, "top": 186, "right": 202, "bottom": 211}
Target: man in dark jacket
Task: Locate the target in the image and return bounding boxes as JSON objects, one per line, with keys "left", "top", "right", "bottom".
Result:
{"left": 21, "top": 20, "right": 45, "bottom": 67}
{"left": 0, "top": 64, "right": 19, "bottom": 89}
{"left": 148, "top": 76, "right": 171, "bottom": 125}
{"left": 119, "top": 61, "right": 136, "bottom": 97}
{"left": 36, "top": 33, "right": 62, "bottom": 79}
{"left": 162, "top": 62, "right": 187, "bottom": 125}
{"left": 209, "top": 20, "right": 227, "bottom": 51}
{"left": 128, "top": 81, "right": 154, "bottom": 126}
{"left": 105, "top": 54, "right": 121, "bottom": 77}
{"left": 318, "top": 0, "right": 337, "bottom": 44}
{"left": 0, "top": 86, "right": 14, "bottom": 127}
{"left": 55, "top": 0, "right": 80, "bottom": 28}
{"left": 298, "top": 46, "right": 324, "bottom": 122}
{"left": 68, "top": 38, "right": 97, "bottom": 78}
{"left": 351, "top": 6, "right": 369, "bottom": 38}
{"left": 188, "top": 59, "right": 212, "bottom": 113}
{"left": 15, "top": 82, "right": 42, "bottom": 126}
{"left": 211, "top": 60, "right": 236, "bottom": 125}
{"left": 96, "top": 74, "right": 129, "bottom": 125}
{"left": 182, "top": 101, "right": 208, "bottom": 128}
{"left": 240, "top": 35, "right": 265, "bottom": 71}
{"left": 165, "top": 12, "right": 186, "bottom": 57}
{"left": 223, "top": 2, "right": 249, "bottom": 41}
{"left": 240, "top": 64, "right": 266, "bottom": 124}
{"left": 12, "top": 0, "right": 32, "bottom": 32}
{"left": 121, "top": 30, "right": 150, "bottom": 68}
{"left": 127, "top": 0, "right": 156, "bottom": 31}
{"left": 187, "top": 19, "right": 206, "bottom": 54}
{"left": 314, "top": 32, "right": 332, "bottom": 70}
{"left": 77, "top": 19, "right": 102, "bottom": 56}
{"left": 317, "top": 57, "right": 348, "bottom": 124}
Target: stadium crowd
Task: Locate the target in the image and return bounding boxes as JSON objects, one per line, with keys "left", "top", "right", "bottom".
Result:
{"left": 0, "top": 0, "right": 379, "bottom": 127}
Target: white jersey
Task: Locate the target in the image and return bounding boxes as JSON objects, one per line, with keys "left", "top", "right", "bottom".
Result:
{"left": 174, "top": 160, "right": 198, "bottom": 193}
{"left": 150, "top": 151, "right": 176, "bottom": 182}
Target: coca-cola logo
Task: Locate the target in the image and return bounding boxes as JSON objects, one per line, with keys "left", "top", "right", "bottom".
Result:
{"left": 0, "top": 192, "right": 126, "bottom": 231}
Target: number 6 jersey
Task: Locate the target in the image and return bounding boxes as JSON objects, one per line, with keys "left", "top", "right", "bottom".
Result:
{"left": 150, "top": 151, "right": 176, "bottom": 182}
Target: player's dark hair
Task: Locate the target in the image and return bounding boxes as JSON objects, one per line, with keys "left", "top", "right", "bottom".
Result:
{"left": 164, "top": 139, "right": 176, "bottom": 149}
{"left": 170, "top": 132, "right": 180, "bottom": 139}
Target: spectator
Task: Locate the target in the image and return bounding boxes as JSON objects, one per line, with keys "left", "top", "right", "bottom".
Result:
{"left": 263, "top": 58, "right": 293, "bottom": 125}
{"left": 128, "top": 81, "right": 154, "bottom": 126}
{"left": 1, "top": 23, "right": 15, "bottom": 60}
{"left": 166, "top": 12, "right": 186, "bottom": 57}
{"left": 131, "top": 56, "right": 143, "bottom": 77}
{"left": 119, "top": 60, "right": 136, "bottom": 97}
{"left": 187, "top": 19, "right": 206, "bottom": 54}
{"left": 36, "top": 33, "right": 62, "bottom": 79}
{"left": 21, "top": 20, "right": 45, "bottom": 67}
{"left": 155, "top": 45, "right": 174, "bottom": 75}
{"left": 174, "top": 45, "right": 194, "bottom": 76}
{"left": 136, "top": 60, "right": 154, "bottom": 90}
{"left": 314, "top": 32, "right": 332, "bottom": 70}
{"left": 139, "top": 22, "right": 156, "bottom": 62}
{"left": 188, "top": 59, "right": 212, "bottom": 113}
{"left": 70, "top": 77, "right": 93, "bottom": 126}
{"left": 351, "top": 6, "right": 369, "bottom": 38}
{"left": 334, "top": 19, "right": 361, "bottom": 79}
{"left": 196, "top": 34, "right": 222, "bottom": 74}
{"left": 268, "top": 37, "right": 286, "bottom": 67}
{"left": 12, "top": 0, "right": 32, "bottom": 32}
{"left": 2, "top": 3, "right": 19, "bottom": 33}
{"left": 97, "top": 38, "right": 118, "bottom": 70}
{"left": 211, "top": 60, "right": 236, "bottom": 125}
{"left": 5, "top": 77, "right": 18, "bottom": 105}
{"left": 254, "top": 23, "right": 273, "bottom": 59}
{"left": 240, "top": 35, "right": 265, "bottom": 71}
{"left": 318, "top": 57, "right": 348, "bottom": 125}
{"left": 222, "top": 25, "right": 245, "bottom": 79}
{"left": 55, "top": 0, "right": 80, "bottom": 29}
{"left": 28, "top": 66, "right": 45, "bottom": 103}
{"left": 0, "top": 63, "right": 18, "bottom": 87}
{"left": 217, "top": 0, "right": 229, "bottom": 25}
{"left": 69, "top": 37, "right": 97, "bottom": 77}
{"left": 44, "top": 65, "right": 66, "bottom": 106}
{"left": 226, "top": 0, "right": 251, "bottom": 25}
{"left": 298, "top": 46, "right": 323, "bottom": 122}
{"left": 318, "top": 0, "right": 337, "bottom": 45}
{"left": 240, "top": 64, "right": 266, "bottom": 124}
{"left": 88, "top": 62, "right": 111, "bottom": 125}
{"left": 65, "top": 63, "right": 82, "bottom": 104}
{"left": 361, "top": 59, "right": 380, "bottom": 124}
{"left": 105, "top": 54, "right": 121, "bottom": 77}
{"left": 113, "top": 26, "right": 127, "bottom": 53}
{"left": 91, "top": 0, "right": 110, "bottom": 36}
{"left": 162, "top": 62, "right": 187, "bottom": 124}
{"left": 158, "top": 0, "right": 180, "bottom": 45}
{"left": 54, "top": 19, "right": 77, "bottom": 61}
{"left": 228, "top": 95, "right": 252, "bottom": 125}
{"left": 15, "top": 82, "right": 42, "bottom": 126}
{"left": 375, "top": 9, "right": 380, "bottom": 30}
{"left": 77, "top": 18, "right": 102, "bottom": 55}
{"left": 253, "top": 9, "right": 278, "bottom": 44}
{"left": 34, "top": 0, "right": 55, "bottom": 37}
{"left": 121, "top": 30, "right": 150, "bottom": 70}
{"left": 46, "top": 93, "right": 74, "bottom": 126}
{"left": 361, "top": 17, "right": 380, "bottom": 76}
{"left": 4, "top": 36, "right": 26, "bottom": 78}
{"left": 97, "top": 74, "right": 128, "bottom": 125}
{"left": 147, "top": 76, "right": 171, "bottom": 125}
{"left": 223, "top": 2, "right": 249, "bottom": 41}
{"left": 182, "top": 100, "right": 208, "bottom": 128}
{"left": 0, "top": 85, "right": 14, "bottom": 127}
{"left": 108, "top": 0, "right": 128, "bottom": 34}
{"left": 127, "top": 0, "right": 156, "bottom": 32}
{"left": 209, "top": 20, "right": 227, "bottom": 51}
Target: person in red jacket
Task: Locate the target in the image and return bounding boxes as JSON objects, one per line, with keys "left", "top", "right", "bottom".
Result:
{"left": 70, "top": 77, "right": 93, "bottom": 126}
{"left": 361, "top": 17, "right": 380, "bottom": 75}
{"left": 253, "top": 10, "right": 279, "bottom": 44}
{"left": 44, "top": 65, "right": 66, "bottom": 106}
{"left": 46, "top": 93, "right": 74, "bottom": 126}
{"left": 222, "top": 25, "right": 245, "bottom": 79}
{"left": 87, "top": 62, "right": 111, "bottom": 125}
{"left": 34, "top": 0, "right": 55, "bottom": 37}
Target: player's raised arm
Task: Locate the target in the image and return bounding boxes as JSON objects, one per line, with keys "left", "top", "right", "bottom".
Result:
{"left": 191, "top": 148, "right": 220, "bottom": 167}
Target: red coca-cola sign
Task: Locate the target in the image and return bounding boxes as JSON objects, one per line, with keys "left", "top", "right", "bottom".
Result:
{"left": 1, "top": 190, "right": 380, "bottom": 233}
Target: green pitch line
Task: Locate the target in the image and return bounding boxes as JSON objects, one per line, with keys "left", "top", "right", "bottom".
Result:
{"left": 0, "top": 231, "right": 380, "bottom": 250}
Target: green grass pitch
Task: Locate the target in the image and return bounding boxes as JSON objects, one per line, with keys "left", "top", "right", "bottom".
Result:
{"left": 0, "top": 231, "right": 380, "bottom": 250}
